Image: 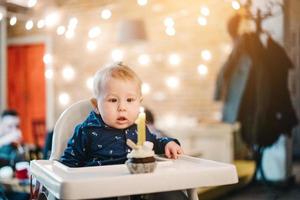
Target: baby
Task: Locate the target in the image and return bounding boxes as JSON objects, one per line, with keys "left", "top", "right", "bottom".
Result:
{"left": 60, "top": 62, "right": 182, "bottom": 167}
{"left": 60, "top": 62, "right": 187, "bottom": 200}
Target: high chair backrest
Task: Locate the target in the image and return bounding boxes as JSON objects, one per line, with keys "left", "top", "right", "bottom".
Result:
{"left": 49, "top": 99, "right": 94, "bottom": 160}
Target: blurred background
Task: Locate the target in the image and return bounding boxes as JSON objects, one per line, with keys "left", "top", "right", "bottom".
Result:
{"left": 0, "top": 0, "right": 299, "bottom": 199}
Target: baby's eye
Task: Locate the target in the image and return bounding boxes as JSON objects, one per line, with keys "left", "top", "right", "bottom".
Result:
{"left": 127, "top": 98, "right": 135, "bottom": 103}
{"left": 108, "top": 98, "right": 117, "bottom": 103}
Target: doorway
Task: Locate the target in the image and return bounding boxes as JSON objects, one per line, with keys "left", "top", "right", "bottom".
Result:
{"left": 7, "top": 43, "right": 46, "bottom": 147}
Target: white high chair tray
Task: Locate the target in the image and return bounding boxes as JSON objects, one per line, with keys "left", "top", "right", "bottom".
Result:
{"left": 30, "top": 155, "right": 238, "bottom": 199}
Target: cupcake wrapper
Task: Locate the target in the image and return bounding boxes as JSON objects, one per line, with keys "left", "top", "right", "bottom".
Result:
{"left": 126, "top": 161, "right": 157, "bottom": 174}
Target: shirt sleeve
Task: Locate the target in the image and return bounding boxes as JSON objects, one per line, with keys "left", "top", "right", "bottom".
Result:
{"left": 146, "top": 126, "right": 180, "bottom": 155}
{"left": 60, "top": 125, "right": 89, "bottom": 167}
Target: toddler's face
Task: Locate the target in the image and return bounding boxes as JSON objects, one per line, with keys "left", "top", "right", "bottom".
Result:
{"left": 0, "top": 115, "right": 20, "bottom": 136}
{"left": 97, "top": 78, "right": 141, "bottom": 129}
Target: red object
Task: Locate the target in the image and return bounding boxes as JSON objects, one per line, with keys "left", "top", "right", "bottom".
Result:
{"left": 15, "top": 168, "right": 29, "bottom": 180}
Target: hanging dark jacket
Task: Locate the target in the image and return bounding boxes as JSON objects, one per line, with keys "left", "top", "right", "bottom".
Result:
{"left": 264, "top": 38, "right": 298, "bottom": 135}
{"left": 215, "top": 33, "right": 298, "bottom": 147}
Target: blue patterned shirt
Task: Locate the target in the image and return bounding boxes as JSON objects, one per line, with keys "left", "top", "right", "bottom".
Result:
{"left": 60, "top": 111, "right": 179, "bottom": 167}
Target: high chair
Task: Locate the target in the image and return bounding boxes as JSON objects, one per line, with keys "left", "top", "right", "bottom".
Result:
{"left": 31, "top": 98, "right": 237, "bottom": 200}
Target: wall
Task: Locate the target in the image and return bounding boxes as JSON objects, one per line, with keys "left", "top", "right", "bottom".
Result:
{"left": 8, "top": 0, "right": 235, "bottom": 130}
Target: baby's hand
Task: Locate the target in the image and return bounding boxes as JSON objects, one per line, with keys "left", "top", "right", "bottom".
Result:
{"left": 165, "top": 141, "right": 183, "bottom": 159}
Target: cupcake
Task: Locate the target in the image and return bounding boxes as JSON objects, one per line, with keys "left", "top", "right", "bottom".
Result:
{"left": 126, "top": 140, "right": 157, "bottom": 174}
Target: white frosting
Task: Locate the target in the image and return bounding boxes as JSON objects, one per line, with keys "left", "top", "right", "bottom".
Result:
{"left": 127, "top": 141, "right": 155, "bottom": 158}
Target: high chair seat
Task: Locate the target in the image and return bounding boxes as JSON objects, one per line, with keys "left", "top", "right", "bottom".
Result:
{"left": 50, "top": 99, "right": 94, "bottom": 160}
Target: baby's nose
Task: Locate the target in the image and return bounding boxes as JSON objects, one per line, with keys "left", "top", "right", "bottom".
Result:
{"left": 117, "top": 102, "right": 126, "bottom": 111}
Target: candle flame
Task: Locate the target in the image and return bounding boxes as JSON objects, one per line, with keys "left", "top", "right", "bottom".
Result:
{"left": 140, "top": 107, "right": 145, "bottom": 113}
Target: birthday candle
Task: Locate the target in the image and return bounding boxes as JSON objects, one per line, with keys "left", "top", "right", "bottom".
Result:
{"left": 137, "top": 107, "right": 146, "bottom": 146}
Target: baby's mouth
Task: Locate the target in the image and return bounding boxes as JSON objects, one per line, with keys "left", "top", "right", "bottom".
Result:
{"left": 117, "top": 116, "right": 128, "bottom": 123}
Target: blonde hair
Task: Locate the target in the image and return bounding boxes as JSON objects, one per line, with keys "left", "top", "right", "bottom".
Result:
{"left": 93, "top": 62, "right": 142, "bottom": 97}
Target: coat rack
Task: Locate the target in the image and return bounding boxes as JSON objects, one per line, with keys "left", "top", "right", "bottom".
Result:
{"left": 239, "top": 0, "right": 283, "bottom": 34}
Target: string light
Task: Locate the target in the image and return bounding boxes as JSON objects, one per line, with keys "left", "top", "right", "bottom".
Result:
{"left": 86, "top": 77, "right": 94, "bottom": 90}
{"left": 88, "top": 26, "right": 101, "bottom": 38}
{"left": 111, "top": 49, "right": 124, "bottom": 62}
{"left": 201, "top": 49, "right": 212, "bottom": 61}
{"left": 58, "top": 92, "right": 70, "bottom": 106}
{"left": 56, "top": 26, "right": 66, "bottom": 35}
{"left": 142, "top": 83, "right": 151, "bottom": 95}
{"left": 45, "top": 12, "right": 60, "bottom": 27}
{"left": 9, "top": 16, "right": 17, "bottom": 26}
{"left": 28, "top": 0, "right": 37, "bottom": 8}
{"left": 165, "top": 76, "right": 180, "bottom": 89}
{"left": 86, "top": 40, "right": 97, "bottom": 51}
{"left": 165, "top": 26, "right": 176, "bottom": 36}
{"left": 65, "top": 30, "right": 75, "bottom": 39}
{"left": 68, "top": 17, "right": 78, "bottom": 30}
{"left": 43, "top": 54, "right": 53, "bottom": 64}
{"left": 163, "top": 17, "right": 174, "bottom": 27}
{"left": 37, "top": 19, "right": 45, "bottom": 29}
{"left": 138, "top": 54, "right": 150, "bottom": 65}
{"left": 62, "top": 65, "right": 76, "bottom": 81}
{"left": 45, "top": 68, "right": 54, "bottom": 79}
{"left": 168, "top": 53, "right": 181, "bottom": 66}
{"left": 197, "top": 64, "right": 208, "bottom": 76}
{"left": 200, "top": 6, "right": 210, "bottom": 16}
{"left": 231, "top": 1, "right": 240, "bottom": 10}
{"left": 25, "top": 20, "right": 34, "bottom": 30}
{"left": 101, "top": 9, "right": 112, "bottom": 20}
{"left": 197, "top": 16, "right": 207, "bottom": 26}
{"left": 137, "top": 0, "right": 148, "bottom": 6}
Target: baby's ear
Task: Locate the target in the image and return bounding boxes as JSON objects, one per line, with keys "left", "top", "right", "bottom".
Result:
{"left": 90, "top": 98, "right": 100, "bottom": 114}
